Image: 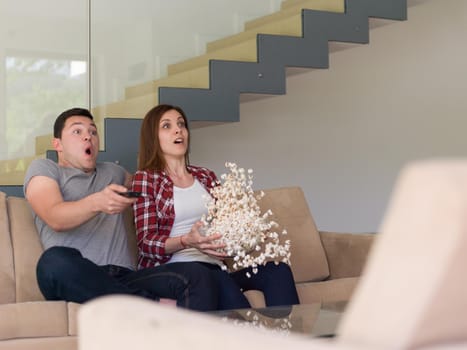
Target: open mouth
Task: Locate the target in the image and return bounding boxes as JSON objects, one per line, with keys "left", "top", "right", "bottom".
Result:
{"left": 174, "top": 138, "right": 183, "bottom": 144}
{"left": 85, "top": 147, "right": 92, "bottom": 155}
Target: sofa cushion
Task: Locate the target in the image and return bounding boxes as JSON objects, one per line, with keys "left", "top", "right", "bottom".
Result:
{"left": 0, "top": 192, "right": 15, "bottom": 304}
{"left": 0, "top": 301, "right": 69, "bottom": 340}
{"left": 67, "top": 302, "right": 80, "bottom": 336}
{"left": 257, "top": 187, "right": 329, "bottom": 283}
{"left": 0, "top": 337, "right": 77, "bottom": 350}
{"left": 296, "top": 277, "right": 360, "bottom": 304}
{"left": 7, "top": 197, "right": 44, "bottom": 302}
{"left": 319, "top": 231, "right": 374, "bottom": 279}
{"left": 243, "top": 290, "right": 266, "bottom": 308}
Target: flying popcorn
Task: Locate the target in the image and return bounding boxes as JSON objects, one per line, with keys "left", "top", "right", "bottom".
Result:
{"left": 201, "top": 162, "right": 291, "bottom": 275}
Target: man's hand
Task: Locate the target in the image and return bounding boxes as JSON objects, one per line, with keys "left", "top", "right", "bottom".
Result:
{"left": 159, "top": 298, "right": 177, "bottom": 307}
{"left": 92, "top": 184, "right": 137, "bottom": 215}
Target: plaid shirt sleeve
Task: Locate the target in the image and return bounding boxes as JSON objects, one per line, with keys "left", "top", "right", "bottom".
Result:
{"left": 131, "top": 171, "right": 172, "bottom": 266}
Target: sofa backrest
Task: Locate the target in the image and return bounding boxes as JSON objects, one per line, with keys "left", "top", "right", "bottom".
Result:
{"left": 257, "top": 186, "right": 329, "bottom": 283}
{"left": 1, "top": 193, "right": 139, "bottom": 304}
{"left": 7, "top": 196, "right": 45, "bottom": 302}
{"left": 0, "top": 192, "right": 16, "bottom": 304}
{"left": 1, "top": 186, "right": 330, "bottom": 303}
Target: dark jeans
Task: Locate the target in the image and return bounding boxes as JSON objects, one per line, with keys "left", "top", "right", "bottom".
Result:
{"left": 36, "top": 246, "right": 218, "bottom": 311}
{"left": 197, "top": 261, "right": 299, "bottom": 311}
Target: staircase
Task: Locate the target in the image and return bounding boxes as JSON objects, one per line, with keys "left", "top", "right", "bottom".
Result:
{"left": 0, "top": 0, "right": 407, "bottom": 196}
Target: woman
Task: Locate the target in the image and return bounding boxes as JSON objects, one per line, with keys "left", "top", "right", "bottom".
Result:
{"left": 131, "top": 104, "right": 299, "bottom": 310}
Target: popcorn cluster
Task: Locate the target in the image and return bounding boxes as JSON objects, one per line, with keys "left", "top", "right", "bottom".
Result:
{"left": 221, "top": 309, "right": 292, "bottom": 336}
{"left": 201, "top": 162, "right": 291, "bottom": 275}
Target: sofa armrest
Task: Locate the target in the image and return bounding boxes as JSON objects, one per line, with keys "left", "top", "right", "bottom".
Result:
{"left": 319, "top": 231, "right": 375, "bottom": 279}
{"left": 79, "top": 295, "right": 356, "bottom": 350}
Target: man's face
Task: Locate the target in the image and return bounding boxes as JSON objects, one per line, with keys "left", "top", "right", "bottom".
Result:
{"left": 53, "top": 116, "right": 99, "bottom": 173}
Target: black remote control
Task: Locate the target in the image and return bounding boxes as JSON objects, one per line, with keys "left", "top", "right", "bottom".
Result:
{"left": 118, "top": 191, "right": 142, "bottom": 198}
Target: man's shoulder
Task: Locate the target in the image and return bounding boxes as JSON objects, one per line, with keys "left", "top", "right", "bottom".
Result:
{"left": 25, "top": 158, "right": 59, "bottom": 179}
{"left": 24, "top": 159, "right": 59, "bottom": 195}
{"left": 28, "top": 158, "right": 58, "bottom": 170}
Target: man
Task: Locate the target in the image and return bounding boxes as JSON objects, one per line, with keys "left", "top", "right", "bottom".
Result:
{"left": 24, "top": 107, "right": 218, "bottom": 311}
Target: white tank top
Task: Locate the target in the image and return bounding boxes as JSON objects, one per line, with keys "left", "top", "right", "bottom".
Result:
{"left": 167, "top": 179, "right": 223, "bottom": 267}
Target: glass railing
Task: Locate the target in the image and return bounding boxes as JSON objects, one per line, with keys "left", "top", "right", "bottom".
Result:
{"left": 0, "top": 0, "right": 284, "bottom": 188}
{"left": 91, "top": 0, "right": 283, "bottom": 108}
{"left": 0, "top": 0, "right": 88, "bottom": 186}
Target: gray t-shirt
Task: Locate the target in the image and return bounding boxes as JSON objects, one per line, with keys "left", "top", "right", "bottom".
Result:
{"left": 24, "top": 159, "right": 135, "bottom": 270}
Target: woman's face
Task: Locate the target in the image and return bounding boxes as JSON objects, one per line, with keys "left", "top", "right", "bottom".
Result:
{"left": 158, "top": 109, "right": 189, "bottom": 159}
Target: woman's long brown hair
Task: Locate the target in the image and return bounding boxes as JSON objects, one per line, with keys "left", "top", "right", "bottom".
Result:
{"left": 137, "top": 104, "right": 190, "bottom": 171}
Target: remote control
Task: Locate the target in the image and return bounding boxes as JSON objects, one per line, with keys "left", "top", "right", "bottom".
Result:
{"left": 118, "top": 191, "right": 142, "bottom": 198}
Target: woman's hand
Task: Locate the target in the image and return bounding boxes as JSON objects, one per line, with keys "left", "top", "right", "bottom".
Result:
{"left": 183, "top": 221, "right": 227, "bottom": 259}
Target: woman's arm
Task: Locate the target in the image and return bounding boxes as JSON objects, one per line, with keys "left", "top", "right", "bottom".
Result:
{"left": 132, "top": 171, "right": 172, "bottom": 263}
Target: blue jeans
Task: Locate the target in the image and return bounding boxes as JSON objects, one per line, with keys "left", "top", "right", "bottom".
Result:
{"left": 197, "top": 261, "right": 299, "bottom": 310}
{"left": 36, "top": 246, "right": 218, "bottom": 311}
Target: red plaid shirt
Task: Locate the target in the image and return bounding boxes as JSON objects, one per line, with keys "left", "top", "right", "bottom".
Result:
{"left": 131, "top": 165, "right": 218, "bottom": 269}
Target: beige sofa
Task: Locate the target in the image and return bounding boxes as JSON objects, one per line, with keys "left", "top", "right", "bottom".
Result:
{"left": 0, "top": 192, "right": 79, "bottom": 350}
{"left": 79, "top": 160, "right": 467, "bottom": 350}
{"left": 0, "top": 186, "right": 374, "bottom": 349}
{"left": 240, "top": 187, "right": 374, "bottom": 307}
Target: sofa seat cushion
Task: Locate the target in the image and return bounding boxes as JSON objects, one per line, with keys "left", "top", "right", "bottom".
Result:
{"left": 240, "top": 277, "right": 359, "bottom": 308}
{"left": 243, "top": 290, "right": 266, "bottom": 308}
{"left": 0, "top": 336, "right": 77, "bottom": 350}
{"left": 0, "top": 301, "right": 70, "bottom": 340}
{"left": 67, "top": 302, "right": 80, "bottom": 336}
{"left": 296, "top": 277, "right": 360, "bottom": 304}
{"left": 257, "top": 187, "right": 330, "bottom": 283}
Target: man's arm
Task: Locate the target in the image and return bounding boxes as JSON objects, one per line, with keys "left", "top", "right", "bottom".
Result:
{"left": 25, "top": 175, "right": 137, "bottom": 232}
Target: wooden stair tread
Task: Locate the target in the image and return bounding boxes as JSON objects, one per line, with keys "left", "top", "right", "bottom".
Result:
{"left": 247, "top": 0, "right": 344, "bottom": 30}
{"left": 125, "top": 66, "right": 209, "bottom": 99}
{"left": 170, "top": 0, "right": 344, "bottom": 75}
{"left": 92, "top": 92, "right": 159, "bottom": 120}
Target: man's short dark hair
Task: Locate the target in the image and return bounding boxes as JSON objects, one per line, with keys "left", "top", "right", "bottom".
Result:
{"left": 53, "top": 107, "right": 94, "bottom": 138}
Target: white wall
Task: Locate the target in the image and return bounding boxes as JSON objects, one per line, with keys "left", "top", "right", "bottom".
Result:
{"left": 190, "top": 0, "right": 467, "bottom": 233}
